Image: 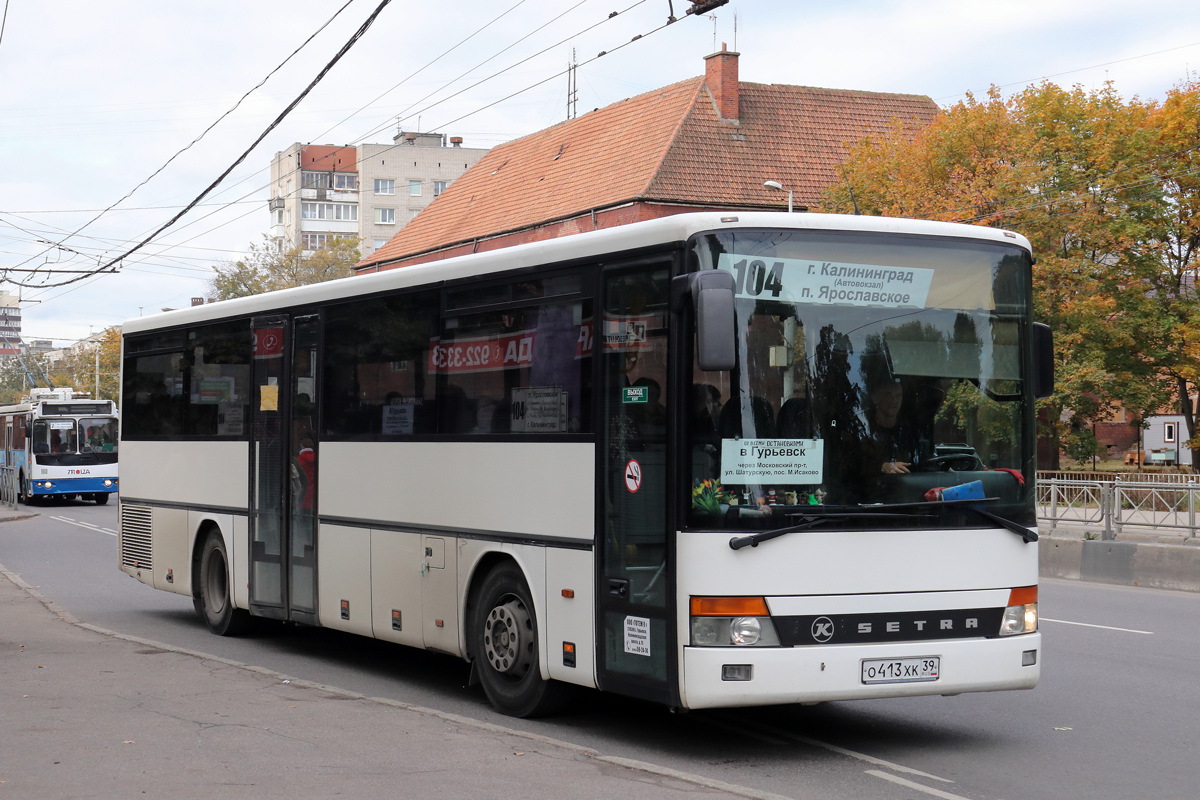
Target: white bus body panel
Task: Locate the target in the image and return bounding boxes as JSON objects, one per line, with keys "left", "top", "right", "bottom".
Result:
{"left": 121, "top": 441, "right": 248, "bottom": 509}
{"left": 318, "top": 524, "right": 374, "bottom": 637}
{"left": 318, "top": 442, "right": 594, "bottom": 541}
{"left": 676, "top": 527, "right": 1040, "bottom": 708}
{"left": 118, "top": 442, "right": 249, "bottom": 600}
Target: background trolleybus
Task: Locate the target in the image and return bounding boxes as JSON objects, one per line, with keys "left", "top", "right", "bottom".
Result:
{"left": 117, "top": 211, "right": 1051, "bottom": 717}
{"left": 0, "top": 387, "right": 119, "bottom": 505}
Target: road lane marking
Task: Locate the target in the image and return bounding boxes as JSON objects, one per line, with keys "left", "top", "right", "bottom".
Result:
{"left": 713, "top": 714, "right": 955, "bottom": 784}
{"left": 866, "top": 770, "right": 973, "bottom": 799}
{"left": 1040, "top": 618, "right": 1153, "bottom": 635}
{"left": 49, "top": 516, "right": 116, "bottom": 537}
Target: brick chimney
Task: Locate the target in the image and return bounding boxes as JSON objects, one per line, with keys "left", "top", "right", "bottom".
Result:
{"left": 704, "top": 43, "right": 740, "bottom": 122}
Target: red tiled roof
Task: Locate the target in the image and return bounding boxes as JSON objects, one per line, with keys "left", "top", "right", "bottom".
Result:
{"left": 360, "top": 75, "right": 937, "bottom": 268}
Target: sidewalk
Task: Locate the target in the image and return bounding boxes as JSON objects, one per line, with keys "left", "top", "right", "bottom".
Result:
{"left": 0, "top": 568, "right": 780, "bottom": 800}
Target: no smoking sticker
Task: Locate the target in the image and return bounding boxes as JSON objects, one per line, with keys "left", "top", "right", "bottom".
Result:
{"left": 625, "top": 459, "right": 642, "bottom": 493}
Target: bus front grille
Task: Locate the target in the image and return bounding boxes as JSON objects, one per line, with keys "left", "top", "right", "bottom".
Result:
{"left": 120, "top": 504, "right": 153, "bottom": 570}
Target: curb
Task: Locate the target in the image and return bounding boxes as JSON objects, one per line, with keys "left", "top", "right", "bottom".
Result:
{"left": 1039, "top": 536, "right": 1200, "bottom": 592}
{"left": 0, "top": 562, "right": 795, "bottom": 800}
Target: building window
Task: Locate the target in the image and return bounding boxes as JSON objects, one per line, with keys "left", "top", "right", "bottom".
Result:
{"left": 1165, "top": 422, "right": 1177, "bottom": 443}
{"left": 301, "top": 202, "right": 357, "bottom": 221}
{"left": 376, "top": 208, "right": 395, "bottom": 225}
{"left": 333, "top": 174, "right": 358, "bottom": 190}
{"left": 302, "top": 233, "right": 329, "bottom": 250}
{"left": 302, "top": 172, "right": 329, "bottom": 189}
{"left": 433, "top": 180, "right": 447, "bottom": 196}
{"left": 409, "top": 180, "right": 422, "bottom": 197}
{"left": 374, "top": 179, "right": 395, "bottom": 195}
{"left": 409, "top": 208, "right": 421, "bottom": 220}
{"left": 274, "top": 209, "right": 284, "bottom": 225}
{"left": 373, "top": 239, "right": 388, "bottom": 250}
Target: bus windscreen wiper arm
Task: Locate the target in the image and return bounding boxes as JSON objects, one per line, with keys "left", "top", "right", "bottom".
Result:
{"left": 728, "top": 511, "right": 912, "bottom": 550}
{"left": 728, "top": 498, "right": 1036, "bottom": 550}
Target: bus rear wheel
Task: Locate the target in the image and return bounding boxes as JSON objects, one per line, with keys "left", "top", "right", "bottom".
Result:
{"left": 470, "top": 562, "right": 569, "bottom": 718}
{"left": 195, "top": 532, "right": 255, "bottom": 636}
{"left": 93, "top": 493, "right": 110, "bottom": 505}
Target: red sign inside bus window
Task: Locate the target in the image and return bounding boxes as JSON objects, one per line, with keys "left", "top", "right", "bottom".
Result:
{"left": 253, "top": 328, "right": 284, "bottom": 359}
{"left": 428, "top": 331, "right": 537, "bottom": 374}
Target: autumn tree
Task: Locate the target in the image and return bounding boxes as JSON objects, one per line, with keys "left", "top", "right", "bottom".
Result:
{"left": 209, "top": 236, "right": 360, "bottom": 300}
{"left": 824, "top": 79, "right": 1200, "bottom": 467}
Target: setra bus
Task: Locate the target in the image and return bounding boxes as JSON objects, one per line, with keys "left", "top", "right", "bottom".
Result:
{"left": 0, "top": 387, "right": 120, "bottom": 504}
{"left": 118, "top": 212, "right": 1050, "bottom": 716}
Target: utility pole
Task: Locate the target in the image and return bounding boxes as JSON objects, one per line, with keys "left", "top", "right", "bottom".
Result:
{"left": 567, "top": 49, "right": 578, "bottom": 120}
{"left": 94, "top": 335, "right": 100, "bottom": 399}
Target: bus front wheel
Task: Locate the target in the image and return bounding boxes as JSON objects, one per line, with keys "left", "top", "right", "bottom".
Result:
{"left": 470, "top": 562, "right": 569, "bottom": 718}
{"left": 94, "top": 493, "right": 110, "bottom": 505}
{"left": 195, "top": 532, "right": 255, "bottom": 636}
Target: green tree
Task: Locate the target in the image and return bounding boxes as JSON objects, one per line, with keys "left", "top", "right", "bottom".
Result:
{"left": 209, "top": 237, "right": 360, "bottom": 300}
{"left": 824, "top": 79, "right": 1200, "bottom": 467}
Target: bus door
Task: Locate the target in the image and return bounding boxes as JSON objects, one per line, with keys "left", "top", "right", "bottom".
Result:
{"left": 248, "top": 313, "right": 321, "bottom": 624}
{"left": 597, "top": 261, "right": 677, "bottom": 705}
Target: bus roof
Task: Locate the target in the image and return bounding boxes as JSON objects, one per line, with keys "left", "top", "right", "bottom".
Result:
{"left": 122, "top": 211, "right": 1033, "bottom": 335}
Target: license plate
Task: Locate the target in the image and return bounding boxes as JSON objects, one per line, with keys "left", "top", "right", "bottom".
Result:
{"left": 861, "top": 656, "right": 940, "bottom": 684}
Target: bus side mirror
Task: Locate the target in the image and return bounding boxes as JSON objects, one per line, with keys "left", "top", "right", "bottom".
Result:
{"left": 1033, "top": 322, "right": 1053, "bottom": 399}
{"left": 688, "top": 271, "right": 737, "bottom": 371}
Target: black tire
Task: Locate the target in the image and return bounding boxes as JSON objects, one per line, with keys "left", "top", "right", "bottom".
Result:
{"left": 194, "top": 531, "right": 255, "bottom": 636}
{"left": 470, "top": 561, "right": 569, "bottom": 718}
{"left": 94, "top": 493, "right": 110, "bottom": 505}
{"left": 17, "top": 472, "right": 26, "bottom": 505}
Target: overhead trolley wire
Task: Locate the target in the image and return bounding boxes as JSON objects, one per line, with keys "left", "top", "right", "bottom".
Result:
{"left": 4, "top": 0, "right": 360, "bottom": 282}
{"left": 5, "top": 0, "right": 393, "bottom": 291}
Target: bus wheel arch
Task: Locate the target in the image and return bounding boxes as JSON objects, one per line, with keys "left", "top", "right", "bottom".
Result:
{"left": 193, "top": 524, "right": 254, "bottom": 636}
{"left": 466, "top": 555, "right": 568, "bottom": 718}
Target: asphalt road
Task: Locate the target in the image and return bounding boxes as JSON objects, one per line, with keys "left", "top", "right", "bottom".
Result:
{"left": 3, "top": 501, "right": 1198, "bottom": 800}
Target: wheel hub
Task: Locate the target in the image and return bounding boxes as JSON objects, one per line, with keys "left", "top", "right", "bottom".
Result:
{"left": 483, "top": 598, "right": 533, "bottom": 676}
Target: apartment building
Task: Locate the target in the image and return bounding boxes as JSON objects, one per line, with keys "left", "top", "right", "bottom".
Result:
{"left": 0, "top": 291, "right": 22, "bottom": 357}
{"left": 268, "top": 133, "right": 489, "bottom": 259}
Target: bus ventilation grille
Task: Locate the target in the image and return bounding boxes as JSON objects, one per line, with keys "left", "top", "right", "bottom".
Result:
{"left": 120, "top": 504, "right": 153, "bottom": 570}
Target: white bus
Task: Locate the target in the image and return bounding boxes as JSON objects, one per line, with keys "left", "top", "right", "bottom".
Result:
{"left": 118, "top": 212, "right": 1049, "bottom": 716}
{"left": 1, "top": 387, "right": 119, "bottom": 505}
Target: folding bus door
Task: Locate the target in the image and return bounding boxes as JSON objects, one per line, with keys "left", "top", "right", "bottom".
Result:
{"left": 248, "top": 313, "right": 321, "bottom": 624}
{"left": 596, "top": 260, "right": 676, "bottom": 705}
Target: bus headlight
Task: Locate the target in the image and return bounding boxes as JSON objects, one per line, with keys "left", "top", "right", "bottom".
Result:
{"left": 43, "top": 481, "right": 53, "bottom": 488}
{"left": 104, "top": 480, "right": 113, "bottom": 487}
{"left": 689, "top": 597, "right": 781, "bottom": 647}
{"left": 999, "top": 586, "right": 1038, "bottom": 636}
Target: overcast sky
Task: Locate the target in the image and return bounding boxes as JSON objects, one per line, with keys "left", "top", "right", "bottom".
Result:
{"left": 2, "top": 0, "right": 1198, "bottom": 345}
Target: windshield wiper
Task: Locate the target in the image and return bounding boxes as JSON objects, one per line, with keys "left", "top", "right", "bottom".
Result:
{"left": 728, "top": 510, "right": 913, "bottom": 550}
{"left": 727, "top": 497, "right": 1037, "bottom": 551}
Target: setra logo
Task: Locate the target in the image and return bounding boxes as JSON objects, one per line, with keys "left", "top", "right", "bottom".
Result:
{"left": 811, "top": 616, "right": 835, "bottom": 643}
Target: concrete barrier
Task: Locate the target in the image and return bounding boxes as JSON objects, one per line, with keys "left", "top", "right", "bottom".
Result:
{"left": 1039, "top": 535, "right": 1200, "bottom": 592}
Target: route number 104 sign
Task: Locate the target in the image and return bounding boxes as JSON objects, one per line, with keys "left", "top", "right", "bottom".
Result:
{"left": 717, "top": 253, "right": 934, "bottom": 309}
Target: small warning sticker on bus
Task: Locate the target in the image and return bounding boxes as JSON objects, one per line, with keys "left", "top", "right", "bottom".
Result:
{"left": 624, "top": 615, "right": 651, "bottom": 657}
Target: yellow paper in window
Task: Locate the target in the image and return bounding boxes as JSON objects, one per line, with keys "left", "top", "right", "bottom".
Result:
{"left": 260, "top": 385, "right": 279, "bottom": 412}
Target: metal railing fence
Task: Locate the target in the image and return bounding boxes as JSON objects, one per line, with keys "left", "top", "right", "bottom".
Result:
{"left": 1038, "top": 476, "right": 1200, "bottom": 539}
{"left": 0, "top": 466, "right": 18, "bottom": 509}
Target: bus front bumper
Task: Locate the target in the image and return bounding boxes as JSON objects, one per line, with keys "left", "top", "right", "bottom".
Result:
{"left": 30, "top": 477, "right": 118, "bottom": 496}
{"left": 681, "top": 633, "right": 1040, "bottom": 709}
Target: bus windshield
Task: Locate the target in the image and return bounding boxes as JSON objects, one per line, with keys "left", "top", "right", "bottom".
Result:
{"left": 688, "top": 228, "right": 1036, "bottom": 531}
{"left": 80, "top": 417, "right": 119, "bottom": 453}
{"left": 33, "top": 418, "right": 80, "bottom": 455}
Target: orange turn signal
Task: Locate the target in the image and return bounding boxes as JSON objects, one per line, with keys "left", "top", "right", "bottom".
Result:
{"left": 1008, "top": 585, "right": 1038, "bottom": 606}
{"left": 690, "top": 596, "right": 770, "bottom": 617}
